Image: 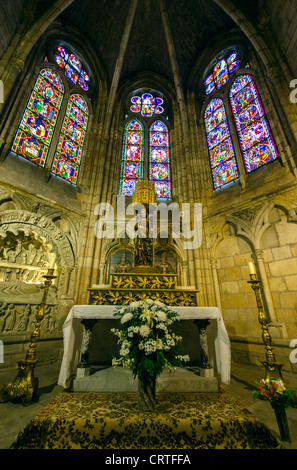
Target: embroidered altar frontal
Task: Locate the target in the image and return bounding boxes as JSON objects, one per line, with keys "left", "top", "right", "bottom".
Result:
{"left": 88, "top": 273, "right": 199, "bottom": 306}
{"left": 13, "top": 392, "right": 278, "bottom": 449}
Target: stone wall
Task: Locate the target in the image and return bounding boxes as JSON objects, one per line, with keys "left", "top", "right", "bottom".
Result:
{"left": 0, "top": 1, "right": 296, "bottom": 375}
{"left": 0, "top": 1, "right": 26, "bottom": 60}
{"left": 206, "top": 197, "right": 297, "bottom": 373}
{"left": 0, "top": 185, "right": 83, "bottom": 368}
{"left": 266, "top": 0, "right": 297, "bottom": 78}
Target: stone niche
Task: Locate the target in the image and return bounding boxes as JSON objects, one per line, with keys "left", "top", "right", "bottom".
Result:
{"left": 0, "top": 229, "right": 62, "bottom": 367}
{"left": 0, "top": 201, "right": 79, "bottom": 367}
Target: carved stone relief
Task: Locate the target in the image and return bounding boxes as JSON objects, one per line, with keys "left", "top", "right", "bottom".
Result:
{"left": 0, "top": 203, "right": 80, "bottom": 345}
{"left": 0, "top": 302, "right": 58, "bottom": 334}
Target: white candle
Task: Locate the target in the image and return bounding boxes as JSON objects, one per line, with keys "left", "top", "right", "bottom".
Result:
{"left": 49, "top": 253, "right": 56, "bottom": 269}
{"left": 248, "top": 262, "right": 256, "bottom": 275}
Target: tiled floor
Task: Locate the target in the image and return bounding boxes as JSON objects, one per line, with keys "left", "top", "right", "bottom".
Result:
{"left": 0, "top": 361, "right": 296, "bottom": 449}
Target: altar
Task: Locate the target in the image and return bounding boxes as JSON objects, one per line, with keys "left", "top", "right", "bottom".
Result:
{"left": 58, "top": 181, "right": 231, "bottom": 391}
{"left": 58, "top": 304, "right": 231, "bottom": 388}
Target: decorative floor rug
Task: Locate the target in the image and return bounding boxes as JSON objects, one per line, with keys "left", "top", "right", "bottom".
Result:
{"left": 13, "top": 392, "right": 278, "bottom": 449}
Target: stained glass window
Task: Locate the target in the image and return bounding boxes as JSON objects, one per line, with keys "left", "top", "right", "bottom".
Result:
{"left": 51, "top": 94, "right": 89, "bottom": 184}
{"left": 229, "top": 74, "right": 278, "bottom": 173}
{"left": 54, "top": 45, "right": 90, "bottom": 91}
{"left": 11, "top": 68, "right": 64, "bottom": 167}
{"left": 119, "top": 119, "right": 144, "bottom": 196}
{"left": 149, "top": 120, "right": 171, "bottom": 198}
{"left": 205, "top": 51, "right": 240, "bottom": 95}
{"left": 204, "top": 98, "right": 239, "bottom": 189}
{"left": 130, "top": 93, "right": 164, "bottom": 118}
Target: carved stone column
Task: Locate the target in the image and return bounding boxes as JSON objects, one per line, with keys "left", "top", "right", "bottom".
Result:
{"left": 181, "top": 260, "right": 188, "bottom": 286}
{"left": 194, "top": 319, "right": 214, "bottom": 377}
{"left": 77, "top": 319, "right": 97, "bottom": 377}
{"left": 210, "top": 258, "right": 222, "bottom": 311}
{"left": 98, "top": 261, "right": 106, "bottom": 285}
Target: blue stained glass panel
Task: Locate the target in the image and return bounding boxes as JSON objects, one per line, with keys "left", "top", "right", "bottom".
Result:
{"left": 11, "top": 68, "right": 64, "bottom": 167}
{"left": 205, "top": 98, "right": 223, "bottom": 117}
{"left": 65, "top": 64, "right": 79, "bottom": 84}
{"left": 150, "top": 147, "right": 169, "bottom": 163}
{"left": 69, "top": 54, "right": 81, "bottom": 72}
{"left": 51, "top": 94, "right": 89, "bottom": 184}
{"left": 230, "top": 74, "right": 252, "bottom": 96}
{"left": 243, "top": 137, "right": 278, "bottom": 173}
{"left": 204, "top": 105, "right": 227, "bottom": 133}
{"left": 149, "top": 120, "right": 171, "bottom": 198}
{"left": 204, "top": 50, "right": 241, "bottom": 95}
{"left": 211, "top": 159, "right": 239, "bottom": 189}
{"left": 236, "top": 101, "right": 263, "bottom": 130}
{"left": 121, "top": 179, "right": 137, "bottom": 197}
{"left": 204, "top": 98, "right": 239, "bottom": 189}
{"left": 119, "top": 119, "right": 144, "bottom": 196}
{"left": 207, "top": 121, "right": 232, "bottom": 149}
{"left": 130, "top": 93, "right": 164, "bottom": 117}
{"left": 229, "top": 74, "right": 278, "bottom": 173}
{"left": 55, "top": 45, "right": 90, "bottom": 91}
{"left": 154, "top": 181, "right": 171, "bottom": 198}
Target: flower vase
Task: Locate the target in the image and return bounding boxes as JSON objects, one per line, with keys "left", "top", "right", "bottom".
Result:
{"left": 273, "top": 406, "right": 291, "bottom": 443}
{"left": 137, "top": 375, "right": 156, "bottom": 412}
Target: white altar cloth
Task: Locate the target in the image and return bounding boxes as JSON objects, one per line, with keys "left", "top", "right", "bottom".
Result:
{"left": 58, "top": 305, "right": 231, "bottom": 387}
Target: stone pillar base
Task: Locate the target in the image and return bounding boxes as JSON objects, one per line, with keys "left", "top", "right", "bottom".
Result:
{"left": 199, "top": 367, "right": 214, "bottom": 378}
{"left": 76, "top": 367, "right": 91, "bottom": 378}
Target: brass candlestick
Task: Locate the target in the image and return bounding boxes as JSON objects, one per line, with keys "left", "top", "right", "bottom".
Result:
{"left": 248, "top": 271, "right": 285, "bottom": 387}
{"left": 0, "top": 268, "right": 57, "bottom": 405}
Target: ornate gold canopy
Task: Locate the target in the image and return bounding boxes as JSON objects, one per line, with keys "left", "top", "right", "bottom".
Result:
{"left": 132, "top": 180, "right": 157, "bottom": 205}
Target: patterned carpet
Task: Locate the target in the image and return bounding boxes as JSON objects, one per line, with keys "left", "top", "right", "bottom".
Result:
{"left": 13, "top": 391, "right": 279, "bottom": 449}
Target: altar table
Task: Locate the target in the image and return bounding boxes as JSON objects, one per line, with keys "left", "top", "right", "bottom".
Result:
{"left": 58, "top": 305, "right": 231, "bottom": 387}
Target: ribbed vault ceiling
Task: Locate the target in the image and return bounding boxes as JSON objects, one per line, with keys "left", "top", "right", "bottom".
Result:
{"left": 58, "top": 0, "right": 239, "bottom": 89}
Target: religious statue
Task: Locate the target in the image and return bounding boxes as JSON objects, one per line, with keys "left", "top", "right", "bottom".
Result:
{"left": 134, "top": 207, "right": 153, "bottom": 267}
{"left": 156, "top": 251, "right": 175, "bottom": 274}
{"left": 111, "top": 251, "right": 132, "bottom": 273}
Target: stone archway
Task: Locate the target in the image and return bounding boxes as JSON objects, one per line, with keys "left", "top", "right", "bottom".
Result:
{"left": 0, "top": 209, "right": 77, "bottom": 366}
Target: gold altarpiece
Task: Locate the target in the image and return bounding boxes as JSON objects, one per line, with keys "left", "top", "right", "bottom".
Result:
{"left": 79, "top": 181, "right": 212, "bottom": 373}
{"left": 88, "top": 181, "right": 199, "bottom": 308}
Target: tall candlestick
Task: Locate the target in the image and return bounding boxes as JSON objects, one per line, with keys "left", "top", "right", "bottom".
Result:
{"left": 0, "top": 269, "right": 57, "bottom": 404}
{"left": 249, "top": 262, "right": 256, "bottom": 275}
{"left": 49, "top": 253, "right": 56, "bottom": 270}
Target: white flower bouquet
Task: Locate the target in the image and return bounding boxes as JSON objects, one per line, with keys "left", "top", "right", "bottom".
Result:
{"left": 111, "top": 299, "right": 190, "bottom": 381}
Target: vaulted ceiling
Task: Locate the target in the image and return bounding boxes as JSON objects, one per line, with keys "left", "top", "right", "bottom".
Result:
{"left": 57, "top": 0, "right": 242, "bottom": 90}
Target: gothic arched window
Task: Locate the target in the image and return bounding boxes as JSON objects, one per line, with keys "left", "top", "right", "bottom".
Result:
{"left": 130, "top": 93, "right": 164, "bottom": 117}
{"left": 204, "top": 51, "right": 240, "bottom": 95}
{"left": 204, "top": 98, "right": 239, "bottom": 189}
{"left": 229, "top": 74, "right": 278, "bottom": 173}
{"left": 203, "top": 49, "right": 279, "bottom": 189}
{"left": 119, "top": 119, "right": 145, "bottom": 196}
{"left": 11, "top": 42, "right": 92, "bottom": 185}
{"left": 149, "top": 120, "right": 172, "bottom": 198}
{"left": 51, "top": 94, "right": 89, "bottom": 184}
{"left": 120, "top": 90, "right": 172, "bottom": 199}
{"left": 11, "top": 68, "right": 64, "bottom": 167}
{"left": 54, "top": 45, "right": 90, "bottom": 92}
